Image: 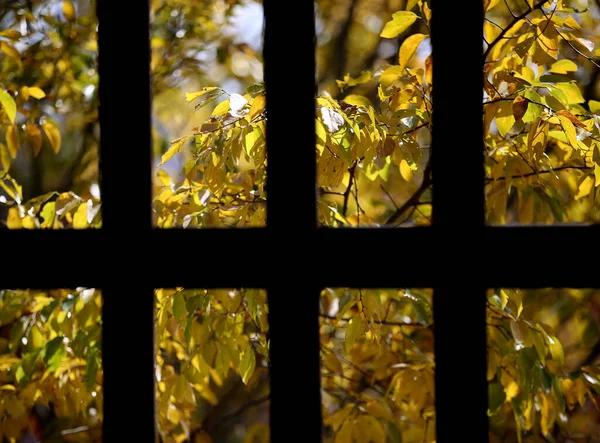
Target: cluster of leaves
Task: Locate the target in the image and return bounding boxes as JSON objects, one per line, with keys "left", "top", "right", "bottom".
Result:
{"left": 320, "top": 288, "right": 435, "bottom": 443}
{"left": 155, "top": 1, "right": 433, "bottom": 227}
{"left": 0, "top": 173, "right": 101, "bottom": 228}
{"left": 484, "top": 0, "right": 600, "bottom": 223}
{"left": 316, "top": 1, "right": 432, "bottom": 226}
{"left": 154, "top": 86, "right": 267, "bottom": 228}
{"left": 487, "top": 288, "right": 600, "bottom": 441}
{"left": 0, "top": 288, "right": 103, "bottom": 442}
{"left": 0, "top": 0, "right": 99, "bottom": 201}
{"left": 151, "top": 0, "right": 262, "bottom": 94}
{"left": 155, "top": 288, "right": 270, "bottom": 443}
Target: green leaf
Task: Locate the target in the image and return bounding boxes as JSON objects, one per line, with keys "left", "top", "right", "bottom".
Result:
{"left": 380, "top": 11, "right": 419, "bottom": 38}
{"left": 173, "top": 291, "right": 186, "bottom": 325}
{"left": 158, "top": 136, "right": 188, "bottom": 167}
{"left": 546, "top": 334, "right": 564, "bottom": 366}
{"left": 0, "top": 89, "right": 16, "bottom": 124}
{"left": 488, "top": 382, "right": 506, "bottom": 415}
{"left": 43, "top": 336, "right": 65, "bottom": 372}
{"left": 186, "top": 294, "right": 205, "bottom": 313}
{"left": 553, "top": 375, "right": 566, "bottom": 412}
{"left": 85, "top": 349, "right": 100, "bottom": 391}
{"left": 385, "top": 420, "right": 403, "bottom": 443}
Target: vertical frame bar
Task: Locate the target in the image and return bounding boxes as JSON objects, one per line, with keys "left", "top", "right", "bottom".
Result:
{"left": 96, "top": 0, "right": 156, "bottom": 440}
{"left": 430, "top": 0, "right": 488, "bottom": 440}
{"left": 263, "top": 0, "right": 323, "bottom": 441}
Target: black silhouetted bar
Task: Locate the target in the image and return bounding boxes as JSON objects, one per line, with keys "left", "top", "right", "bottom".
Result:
{"left": 96, "top": 0, "right": 156, "bottom": 440}
{"left": 263, "top": 0, "right": 323, "bottom": 441}
{"left": 430, "top": 0, "right": 488, "bottom": 441}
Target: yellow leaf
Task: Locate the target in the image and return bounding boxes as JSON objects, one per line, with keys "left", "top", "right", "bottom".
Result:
{"left": 7, "top": 207, "right": 21, "bottom": 228}
{"left": 364, "top": 400, "right": 394, "bottom": 421}
{"left": 380, "top": 11, "right": 419, "bottom": 38}
{"left": 575, "top": 175, "right": 594, "bottom": 200}
{"left": 540, "top": 394, "right": 554, "bottom": 436}
{"left": 322, "top": 352, "right": 342, "bottom": 373}
{"left": 505, "top": 381, "right": 519, "bottom": 401}
{"left": 555, "top": 82, "right": 584, "bottom": 104}
{"left": 211, "top": 99, "right": 230, "bottom": 117}
{"left": 400, "top": 159, "right": 413, "bottom": 181}
{"left": 425, "top": 54, "right": 432, "bottom": 85}
{"left": 42, "top": 121, "right": 61, "bottom": 155}
{"left": 0, "top": 41, "right": 21, "bottom": 65}
{"left": 185, "top": 87, "right": 221, "bottom": 102}
{"left": 527, "top": 117, "right": 548, "bottom": 162}
{"left": 0, "top": 30, "right": 22, "bottom": 39}
{"left": 549, "top": 59, "right": 578, "bottom": 74}
{"left": 20, "top": 86, "right": 29, "bottom": 100}
{"left": 342, "top": 94, "right": 372, "bottom": 108}
{"left": 0, "top": 142, "right": 10, "bottom": 171}
{"left": 196, "top": 384, "right": 218, "bottom": 405}
{"left": 27, "top": 87, "right": 46, "bottom": 99}
{"left": 159, "top": 136, "right": 188, "bottom": 166}
{"left": 537, "top": 20, "right": 558, "bottom": 59}
{"left": 32, "top": 295, "right": 54, "bottom": 311}
{"left": 73, "top": 202, "right": 88, "bottom": 229}
{"left": 595, "top": 163, "right": 600, "bottom": 187}
{"left": 335, "top": 419, "right": 353, "bottom": 443}
{"left": 6, "top": 125, "right": 19, "bottom": 158}
{"left": 26, "top": 123, "right": 42, "bottom": 157}
{"left": 496, "top": 100, "right": 515, "bottom": 136}
{"left": 249, "top": 95, "right": 266, "bottom": 121}
{"left": 353, "top": 415, "right": 386, "bottom": 443}
{"left": 63, "top": 1, "right": 76, "bottom": 21}
{"left": 0, "top": 89, "right": 16, "bottom": 124}
{"left": 398, "top": 33, "right": 427, "bottom": 71}
{"left": 29, "top": 325, "right": 44, "bottom": 348}
{"left": 557, "top": 114, "right": 579, "bottom": 149}
{"left": 240, "top": 349, "right": 256, "bottom": 384}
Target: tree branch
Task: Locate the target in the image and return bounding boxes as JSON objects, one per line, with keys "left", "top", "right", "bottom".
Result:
{"left": 342, "top": 161, "right": 357, "bottom": 217}
{"left": 385, "top": 156, "right": 432, "bottom": 225}
{"left": 319, "top": 313, "right": 430, "bottom": 328}
{"left": 483, "top": 0, "right": 548, "bottom": 61}
{"left": 485, "top": 165, "right": 591, "bottom": 182}
{"left": 218, "top": 395, "right": 270, "bottom": 425}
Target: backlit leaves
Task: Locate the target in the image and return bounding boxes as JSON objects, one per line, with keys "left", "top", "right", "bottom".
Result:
{"left": 41, "top": 120, "right": 61, "bottom": 155}
{"left": 398, "top": 34, "right": 427, "bottom": 71}
{"left": 156, "top": 289, "right": 269, "bottom": 442}
{"left": 484, "top": 4, "right": 600, "bottom": 224}
{"left": 0, "top": 88, "right": 16, "bottom": 124}
{"left": 158, "top": 136, "right": 188, "bottom": 166}
{"left": 186, "top": 87, "right": 225, "bottom": 110}
{"left": 0, "top": 289, "right": 103, "bottom": 440}
{"left": 380, "top": 11, "right": 419, "bottom": 38}
{"left": 321, "top": 289, "right": 435, "bottom": 442}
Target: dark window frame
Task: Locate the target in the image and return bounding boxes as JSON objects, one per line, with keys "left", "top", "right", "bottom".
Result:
{"left": 6, "top": 0, "right": 598, "bottom": 441}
